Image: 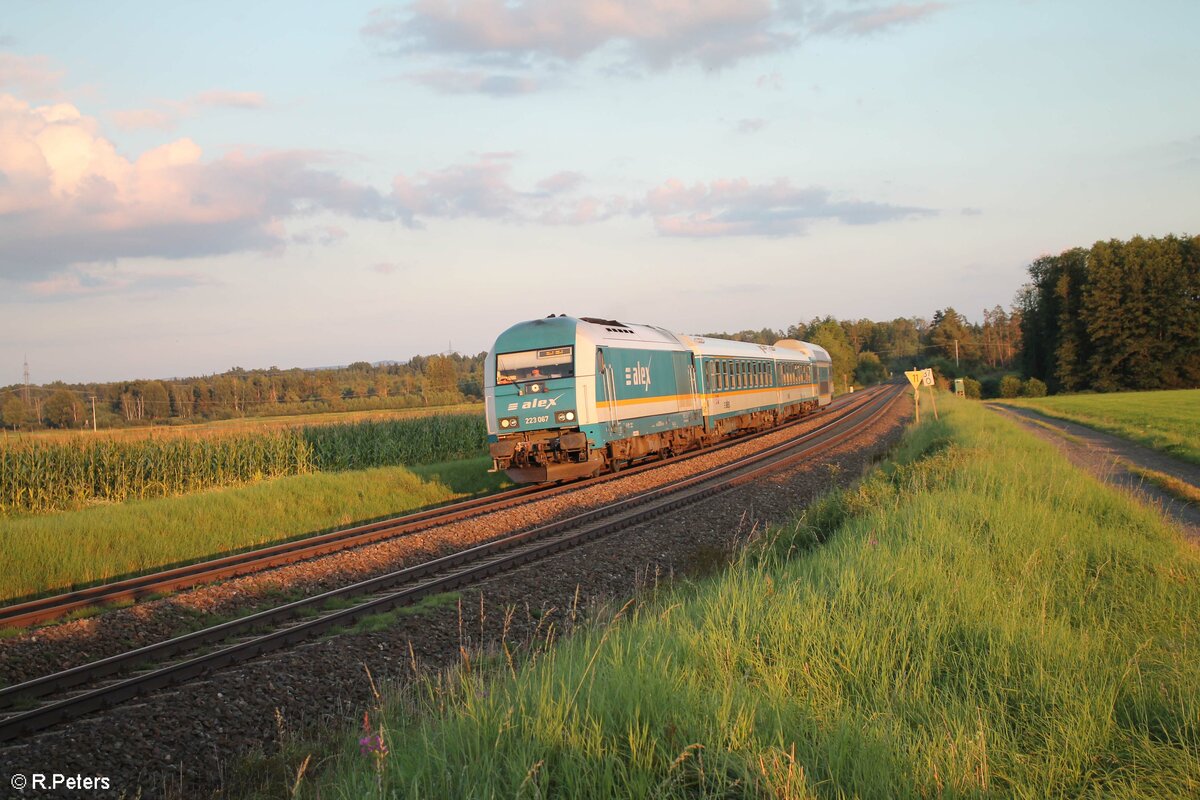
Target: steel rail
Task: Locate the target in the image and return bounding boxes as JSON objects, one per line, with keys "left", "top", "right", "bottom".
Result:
{"left": 0, "top": 388, "right": 884, "bottom": 712}
{"left": 0, "top": 384, "right": 901, "bottom": 743}
{"left": 0, "top": 391, "right": 873, "bottom": 630}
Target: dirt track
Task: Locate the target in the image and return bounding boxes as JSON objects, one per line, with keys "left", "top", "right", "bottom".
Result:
{"left": 990, "top": 404, "right": 1200, "bottom": 540}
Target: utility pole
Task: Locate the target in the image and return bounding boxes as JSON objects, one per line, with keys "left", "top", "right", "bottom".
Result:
{"left": 954, "top": 339, "right": 959, "bottom": 368}
{"left": 22, "top": 355, "right": 30, "bottom": 404}
{"left": 90, "top": 395, "right": 98, "bottom": 432}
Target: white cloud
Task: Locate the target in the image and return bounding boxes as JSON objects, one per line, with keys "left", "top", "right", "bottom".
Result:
{"left": 406, "top": 69, "right": 542, "bottom": 95}
{"left": 23, "top": 264, "right": 211, "bottom": 299}
{"left": 391, "top": 154, "right": 626, "bottom": 226}
{"left": 291, "top": 225, "right": 350, "bottom": 246}
{"left": 807, "top": 2, "right": 947, "bottom": 36}
{"left": 111, "top": 89, "right": 267, "bottom": 131}
{"left": 365, "top": 1, "right": 949, "bottom": 93}
{"left": 0, "top": 94, "right": 395, "bottom": 278}
{"left": 193, "top": 90, "right": 266, "bottom": 109}
{"left": 366, "top": 1, "right": 789, "bottom": 71}
{"left": 0, "top": 53, "right": 63, "bottom": 99}
{"left": 645, "top": 177, "right": 936, "bottom": 236}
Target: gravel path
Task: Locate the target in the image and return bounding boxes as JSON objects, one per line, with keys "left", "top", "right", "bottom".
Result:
{"left": 1, "top": 395, "right": 908, "bottom": 799}
{"left": 989, "top": 404, "right": 1200, "bottom": 540}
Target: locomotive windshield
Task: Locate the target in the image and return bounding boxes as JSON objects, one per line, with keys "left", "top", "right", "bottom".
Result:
{"left": 496, "top": 346, "right": 575, "bottom": 384}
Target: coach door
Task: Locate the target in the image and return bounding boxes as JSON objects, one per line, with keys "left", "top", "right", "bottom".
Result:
{"left": 597, "top": 348, "right": 619, "bottom": 432}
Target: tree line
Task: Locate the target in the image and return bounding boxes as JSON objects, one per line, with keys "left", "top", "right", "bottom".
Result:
{"left": 5, "top": 232, "right": 1195, "bottom": 432}
{"left": 704, "top": 305, "right": 1023, "bottom": 395}
{"left": 0, "top": 354, "right": 485, "bottom": 431}
{"left": 1017, "top": 234, "right": 1199, "bottom": 393}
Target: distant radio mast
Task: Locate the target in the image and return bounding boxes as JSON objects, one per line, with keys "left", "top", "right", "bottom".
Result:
{"left": 23, "top": 354, "right": 30, "bottom": 404}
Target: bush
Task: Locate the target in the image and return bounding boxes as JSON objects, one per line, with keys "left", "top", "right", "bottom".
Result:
{"left": 1022, "top": 377, "right": 1048, "bottom": 397}
{"left": 963, "top": 377, "right": 982, "bottom": 399}
{"left": 999, "top": 375, "right": 1023, "bottom": 398}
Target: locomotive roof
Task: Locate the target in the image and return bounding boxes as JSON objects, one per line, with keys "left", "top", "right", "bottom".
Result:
{"left": 490, "top": 316, "right": 831, "bottom": 363}
{"left": 490, "top": 315, "right": 688, "bottom": 354}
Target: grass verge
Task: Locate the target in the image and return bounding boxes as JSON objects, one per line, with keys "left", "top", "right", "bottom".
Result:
{"left": 1000, "top": 388, "right": 1200, "bottom": 464}
{"left": 307, "top": 396, "right": 1200, "bottom": 799}
{"left": 0, "top": 456, "right": 507, "bottom": 605}
{"left": 1125, "top": 463, "right": 1200, "bottom": 506}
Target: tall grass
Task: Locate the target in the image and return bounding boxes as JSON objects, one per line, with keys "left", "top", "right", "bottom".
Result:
{"left": 1002, "top": 388, "right": 1200, "bottom": 464}
{"left": 312, "top": 398, "right": 1200, "bottom": 799}
{"left": 0, "top": 414, "right": 486, "bottom": 515}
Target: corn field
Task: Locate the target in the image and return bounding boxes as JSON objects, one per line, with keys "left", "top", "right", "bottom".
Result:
{"left": 303, "top": 414, "right": 486, "bottom": 471}
{"left": 0, "top": 413, "right": 487, "bottom": 515}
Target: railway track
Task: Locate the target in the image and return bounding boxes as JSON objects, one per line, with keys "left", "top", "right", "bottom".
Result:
{"left": 0, "top": 384, "right": 901, "bottom": 743}
{"left": 0, "top": 390, "right": 870, "bottom": 631}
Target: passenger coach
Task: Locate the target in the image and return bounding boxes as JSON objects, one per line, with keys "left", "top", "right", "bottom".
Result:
{"left": 485, "top": 315, "right": 832, "bottom": 483}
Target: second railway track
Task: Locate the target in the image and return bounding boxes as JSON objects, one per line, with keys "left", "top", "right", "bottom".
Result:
{"left": 0, "top": 384, "right": 902, "bottom": 743}
{"left": 0, "top": 390, "right": 874, "bottom": 631}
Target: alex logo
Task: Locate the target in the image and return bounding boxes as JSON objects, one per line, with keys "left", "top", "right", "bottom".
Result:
{"left": 624, "top": 361, "right": 651, "bottom": 391}
{"left": 507, "top": 393, "right": 563, "bottom": 412}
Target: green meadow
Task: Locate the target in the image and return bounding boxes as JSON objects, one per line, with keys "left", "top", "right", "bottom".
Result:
{"left": 1001, "top": 389, "right": 1200, "bottom": 464}
{"left": 309, "top": 397, "right": 1200, "bottom": 799}
{"left": 0, "top": 457, "right": 507, "bottom": 605}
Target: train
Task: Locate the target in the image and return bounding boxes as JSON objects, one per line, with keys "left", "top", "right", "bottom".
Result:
{"left": 484, "top": 315, "right": 833, "bottom": 483}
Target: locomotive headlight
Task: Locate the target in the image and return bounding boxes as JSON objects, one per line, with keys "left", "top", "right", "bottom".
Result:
{"left": 529, "top": 383, "right": 542, "bottom": 393}
{"left": 499, "top": 417, "right": 518, "bottom": 429}
{"left": 554, "top": 410, "right": 576, "bottom": 423}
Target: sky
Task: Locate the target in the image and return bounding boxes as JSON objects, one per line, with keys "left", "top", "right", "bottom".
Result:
{"left": 1, "top": 1, "right": 1197, "bottom": 384}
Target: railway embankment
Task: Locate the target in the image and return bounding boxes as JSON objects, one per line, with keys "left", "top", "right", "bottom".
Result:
{"left": 1, "top": 390, "right": 909, "bottom": 797}
{"left": 309, "top": 396, "right": 1200, "bottom": 798}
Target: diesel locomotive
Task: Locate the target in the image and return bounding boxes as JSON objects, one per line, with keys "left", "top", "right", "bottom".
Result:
{"left": 484, "top": 315, "right": 833, "bottom": 483}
